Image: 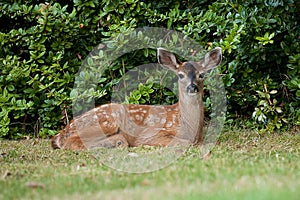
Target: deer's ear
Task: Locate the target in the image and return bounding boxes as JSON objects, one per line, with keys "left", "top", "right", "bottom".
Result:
{"left": 202, "top": 47, "right": 222, "bottom": 72}
{"left": 157, "top": 48, "right": 180, "bottom": 71}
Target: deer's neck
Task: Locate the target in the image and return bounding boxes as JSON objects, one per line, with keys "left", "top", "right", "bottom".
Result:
{"left": 177, "top": 91, "right": 204, "bottom": 144}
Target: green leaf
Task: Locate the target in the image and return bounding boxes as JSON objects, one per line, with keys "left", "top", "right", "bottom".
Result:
{"left": 7, "top": 85, "right": 15, "bottom": 91}
{"left": 87, "top": 57, "right": 94, "bottom": 66}
{"left": 294, "top": 90, "right": 300, "bottom": 97}
{"left": 98, "top": 50, "right": 104, "bottom": 58}
{"left": 275, "top": 107, "right": 283, "bottom": 113}
{"left": 2, "top": 88, "right": 8, "bottom": 98}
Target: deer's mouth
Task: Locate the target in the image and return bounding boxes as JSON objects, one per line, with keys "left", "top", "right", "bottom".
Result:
{"left": 187, "top": 92, "right": 199, "bottom": 96}
{"left": 187, "top": 84, "right": 200, "bottom": 96}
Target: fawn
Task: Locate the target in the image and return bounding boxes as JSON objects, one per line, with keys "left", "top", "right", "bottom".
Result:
{"left": 51, "top": 47, "right": 222, "bottom": 150}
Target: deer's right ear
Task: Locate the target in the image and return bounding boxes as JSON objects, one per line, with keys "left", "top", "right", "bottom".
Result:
{"left": 157, "top": 48, "right": 180, "bottom": 71}
{"left": 202, "top": 47, "right": 222, "bottom": 72}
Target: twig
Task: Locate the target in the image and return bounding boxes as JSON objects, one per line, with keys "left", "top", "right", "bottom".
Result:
{"left": 263, "top": 83, "right": 272, "bottom": 105}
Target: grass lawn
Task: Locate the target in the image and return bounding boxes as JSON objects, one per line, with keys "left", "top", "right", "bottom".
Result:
{"left": 1, "top": 129, "right": 300, "bottom": 200}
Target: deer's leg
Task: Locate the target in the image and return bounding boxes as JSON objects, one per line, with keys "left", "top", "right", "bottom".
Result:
{"left": 51, "top": 128, "right": 82, "bottom": 150}
{"left": 60, "top": 132, "right": 129, "bottom": 150}
{"left": 89, "top": 133, "right": 129, "bottom": 149}
{"left": 132, "top": 130, "right": 192, "bottom": 147}
{"left": 52, "top": 121, "right": 122, "bottom": 150}
{"left": 61, "top": 134, "right": 86, "bottom": 150}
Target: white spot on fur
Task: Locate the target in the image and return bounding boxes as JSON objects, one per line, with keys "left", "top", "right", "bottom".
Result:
{"left": 135, "top": 114, "right": 144, "bottom": 121}
{"left": 144, "top": 114, "right": 163, "bottom": 126}
{"left": 166, "top": 121, "right": 173, "bottom": 128}
{"left": 102, "top": 121, "right": 109, "bottom": 127}
{"left": 172, "top": 115, "right": 177, "bottom": 123}
{"left": 111, "top": 113, "right": 117, "bottom": 118}
{"left": 129, "top": 109, "right": 139, "bottom": 113}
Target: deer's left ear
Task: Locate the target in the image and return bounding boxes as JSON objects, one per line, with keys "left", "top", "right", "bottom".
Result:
{"left": 157, "top": 48, "right": 181, "bottom": 72}
{"left": 202, "top": 47, "right": 222, "bottom": 72}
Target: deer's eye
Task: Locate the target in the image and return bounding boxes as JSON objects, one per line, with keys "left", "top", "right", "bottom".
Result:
{"left": 178, "top": 74, "right": 185, "bottom": 79}
{"left": 199, "top": 73, "right": 205, "bottom": 79}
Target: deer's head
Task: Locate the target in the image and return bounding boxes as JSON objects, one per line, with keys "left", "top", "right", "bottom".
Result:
{"left": 158, "top": 47, "right": 222, "bottom": 97}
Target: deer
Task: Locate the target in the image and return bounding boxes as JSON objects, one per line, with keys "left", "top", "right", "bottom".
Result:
{"left": 51, "top": 47, "right": 222, "bottom": 150}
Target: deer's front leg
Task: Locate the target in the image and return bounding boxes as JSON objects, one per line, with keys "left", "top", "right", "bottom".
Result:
{"left": 89, "top": 133, "right": 129, "bottom": 149}
{"left": 60, "top": 134, "right": 86, "bottom": 150}
{"left": 131, "top": 130, "right": 192, "bottom": 147}
{"left": 61, "top": 132, "right": 129, "bottom": 150}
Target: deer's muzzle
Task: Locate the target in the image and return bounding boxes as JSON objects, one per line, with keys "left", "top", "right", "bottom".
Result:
{"left": 187, "top": 84, "right": 199, "bottom": 95}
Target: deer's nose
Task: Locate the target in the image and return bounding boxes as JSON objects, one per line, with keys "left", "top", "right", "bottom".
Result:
{"left": 187, "top": 84, "right": 199, "bottom": 94}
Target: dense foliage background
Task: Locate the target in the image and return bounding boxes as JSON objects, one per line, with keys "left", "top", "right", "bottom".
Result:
{"left": 0, "top": 0, "right": 299, "bottom": 138}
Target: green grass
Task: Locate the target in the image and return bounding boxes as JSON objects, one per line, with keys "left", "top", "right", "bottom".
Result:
{"left": 1, "top": 129, "right": 300, "bottom": 200}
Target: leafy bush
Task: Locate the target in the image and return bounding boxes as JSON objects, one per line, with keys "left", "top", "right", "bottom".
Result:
{"left": 0, "top": 0, "right": 299, "bottom": 138}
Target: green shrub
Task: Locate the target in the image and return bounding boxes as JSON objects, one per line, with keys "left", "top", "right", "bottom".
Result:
{"left": 0, "top": 0, "right": 299, "bottom": 138}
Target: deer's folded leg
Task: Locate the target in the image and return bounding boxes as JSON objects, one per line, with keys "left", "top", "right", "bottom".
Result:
{"left": 61, "top": 134, "right": 85, "bottom": 150}
{"left": 88, "top": 133, "right": 129, "bottom": 149}
{"left": 53, "top": 132, "right": 128, "bottom": 150}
